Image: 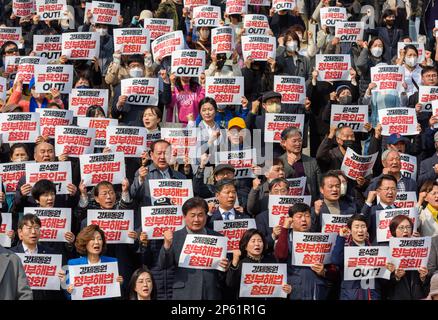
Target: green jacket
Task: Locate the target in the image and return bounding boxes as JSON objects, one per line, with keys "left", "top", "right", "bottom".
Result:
{"left": 155, "top": 0, "right": 179, "bottom": 31}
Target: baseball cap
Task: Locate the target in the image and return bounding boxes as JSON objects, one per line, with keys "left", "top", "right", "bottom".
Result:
{"left": 139, "top": 10, "right": 153, "bottom": 21}
{"left": 213, "top": 164, "right": 235, "bottom": 176}
{"left": 387, "top": 133, "right": 409, "bottom": 145}
{"left": 228, "top": 117, "right": 246, "bottom": 130}
{"left": 262, "top": 91, "right": 282, "bottom": 103}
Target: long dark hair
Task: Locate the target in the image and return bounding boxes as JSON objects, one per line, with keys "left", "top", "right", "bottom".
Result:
{"left": 175, "top": 77, "right": 200, "bottom": 92}
{"left": 127, "top": 267, "right": 157, "bottom": 300}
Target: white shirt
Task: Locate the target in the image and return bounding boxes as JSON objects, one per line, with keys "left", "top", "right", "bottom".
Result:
{"left": 22, "top": 243, "right": 38, "bottom": 254}
{"left": 218, "top": 207, "right": 236, "bottom": 220}
{"left": 403, "top": 64, "right": 422, "bottom": 98}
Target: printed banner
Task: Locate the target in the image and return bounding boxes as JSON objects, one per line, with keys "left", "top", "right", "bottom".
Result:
{"left": 287, "top": 177, "right": 306, "bottom": 196}
{"left": 392, "top": 192, "right": 417, "bottom": 209}
{"left": 376, "top": 207, "right": 418, "bottom": 243}
{"left": 69, "top": 262, "right": 121, "bottom": 300}
{"left": 90, "top": 1, "right": 120, "bottom": 25}
{"left": 17, "top": 254, "right": 62, "bottom": 290}
{"left": 400, "top": 153, "right": 417, "bottom": 181}
{"left": 226, "top": 0, "right": 247, "bottom": 14}
{"left": 340, "top": 148, "right": 378, "bottom": 179}
{"left": 13, "top": 0, "right": 34, "bottom": 17}
{"left": 268, "top": 195, "right": 312, "bottom": 227}
{"left": 178, "top": 234, "right": 227, "bottom": 271}
{"left": 149, "top": 179, "right": 194, "bottom": 206}
{"left": 272, "top": 0, "right": 295, "bottom": 11}
{"left": 335, "top": 21, "right": 364, "bottom": 42}
{"left": 243, "top": 14, "right": 269, "bottom": 35}
{"left": 0, "top": 162, "right": 27, "bottom": 194}
{"left": 264, "top": 113, "right": 304, "bottom": 143}
{"left": 248, "top": 0, "right": 270, "bottom": 5}
{"left": 14, "top": 56, "right": 48, "bottom": 84}
{"left": 106, "top": 126, "right": 147, "bottom": 157}
{"left": 321, "top": 214, "right": 352, "bottom": 234}
{"left": 214, "top": 219, "right": 257, "bottom": 252}
{"left": 344, "top": 246, "right": 391, "bottom": 280}
{"left": 33, "top": 35, "right": 62, "bottom": 61}
{"left": 390, "top": 237, "right": 431, "bottom": 270}
{"left": 151, "top": 30, "right": 184, "bottom": 62}
{"left": 0, "top": 27, "right": 22, "bottom": 47}
{"left": 80, "top": 152, "right": 125, "bottom": 186}
{"left": 273, "top": 75, "right": 305, "bottom": 104}
{"left": 241, "top": 35, "right": 276, "bottom": 61}
{"left": 37, "top": 108, "right": 73, "bottom": 139}
{"left": 216, "top": 149, "right": 256, "bottom": 179}
{"left": 211, "top": 26, "right": 235, "bottom": 54}
{"left": 184, "top": 0, "right": 210, "bottom": 8}
{"left": 87, "top": 210, "right": 134, "bottom": 244}
{"left": 0, "top": 212, "right": 12, "bottom": 247}
{"left": 193, "top": 5, "right": 221, "bottom": 27}
{"left": 113, "top": 28, "right": 150, "bottom": 55}
{"left": 292, "top": 232, "right": 336, "bottom": 266}
{"left": 239, "top": 263, "right": 287, "bottom": 298}
{"left": 0, "top": 112, "right": 40, "bottom": 143}
{"left": 205, "top": 76, "right": 244, "bottom": 105}
{"left": 23, "top": 207, "right": 71, "bottom": 242}
{"left": 320, "top": 7, "right": 347, "bottom": 26}
{"left": 418, "top": 86, "right": 438, "bottom": 112}
{"left": 141, "top": 205, "right": 184, "bottom": 240}
{"left": 62, "top": 32, "right": 100, "bottom": 60}
{"left": 55, "top": 126, "right": 95, "bottom": 157}
{"left": 77, "top": 117, "right": 118, "bottom": 148}
{"left": 370, "top": 65, "right": 404, "bottom": 91}
{"left": 120, "top": 77, "right": 159, "bottom": 106}
{"left": 143, "top": 18, "right": 173, "bottom": 40}
{"left": 315, "top": 54, "right": 351, "bottom": 81}
{"left": 330, "top": 105, "right": 369, "bottom": 133}
{"left": 34, "top": 64, "right": 73, "bottom": 93}
{"left": 161, "top": 128, "right": 198, "bottom": 161}
{"left": 171, "top": 50, "right": 205, "bottom": 77}
{"left": 378, "top": 108, "right": 418, "bottom": 136}
{"left": 25, "top": 161, "right": 72, "bottom": 195}
{"left": 36, "top": 0, "right": 67, "bottom": 21}
{"left": 69, "top": 88, "right": 109, "bottom": 117}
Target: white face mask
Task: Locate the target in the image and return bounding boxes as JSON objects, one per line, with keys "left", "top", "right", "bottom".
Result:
{"left": 405, "top": 56, "right": 418, "bottom": 67}
{"left": 286, "top": 41, "right": 298, "bottom": 52}
{"left": 129, "top": 67, "right": 144, "bottom": 78}
{"left": 95, "top": 28, "right": 108, "bottom": 36}
{"left": 340, "top": 183, "right": 348, "bottom": 196}
{"left": 199, "top": 30, "right": 210, "bottom": 39}
{"left": 266, "top": 102, "right": 281, "bottom": 113}
{"left": 370, "top": 47, "right": 383, "bottom": 58}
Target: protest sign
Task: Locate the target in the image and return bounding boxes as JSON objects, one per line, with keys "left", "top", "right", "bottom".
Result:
{"left": 62, "top": 32, "right": 100, "bottom": 60}
{"left": 0, "top": 212, "right": 12, "bottom": 247}
{"left": 17, "top": 254, "right": 62, "bottom": 290}
{"left": 184, "top": 0, "right": 210, "bottom": 8}
{"left": 106, "top": 126, "right": 147, "bottom": 157}
{"left": 13, "top": 0, "right": 34, "bottom": 17}
{"left": 211, "top": 26, "right": 235, "bottom": 54}
{"left": 264, "top": 113, "right": 304, "bottom": 143}
{"left": 69, "top": 262, "right": 121, "bottom": 300}
{"left": 23, "top": 207, "right": 71, "bottom": 242}
{"left": 320, "top": 7, "right": 347, "bottom": 26}
{"left": 120, "top": 77, "right": 159, "bottom": 106}
{"left": 292, "top": 232, "right": 336, "bottom": 266}
{"left": 0, "top": 77, "right": 7, "bottom": 103}
{"left": 26, "top": 161, "right": 72, "bottom": 194}
{"left": 272, "top": 0, "right": 295, "bottom": 11}
{"left": 69, "top": 88, "right": 109, "bottom": 117}
{"left": 243, "top": 14, "right": 269, "bottom": 35}
{"left": 161, "top": 127, "right": 198, "bottom": 162}
{"left": 37, "top": 108, "right": 73, "bottom": 139}
{"left": 273, "top": 75, "right": 305, "bottom": 104}
{"left": 268, "top": 195, "right": 312, "bottom": 227}
{"left": 226, "top": 0, "right": 247, "bottom": 14}
{"left": 390, "top": 237, "right": 431, "bottom": 270}
{"left": 90, "top": 1, "right": 120, "bottom": 25}
{"left": 34, "top": 64, "right": 73, "bottom": 93}
{"left": 248, "top": 0, "right": 270, "bottom": 5}
{"left": 113, "top": 28, "right": 150, "bottom": 55}
{"left": 178, "top": 234, "right": 227, "bottom": 271}
{"left": 214, "top": 219, "right": 257, "bottom": 252}
{"left": 33, "top": 35, "right": 62, "bottom": 61}
{"left": 4, "top": 56, "right": 21, "bottom": 77}
{"left": 205, "top": 76, "right": 244, "bottom": 105}
{"left": 0, "top": 162, "right": 27, "bottom": 194}
{"left": 0, "top": 27, "right": 21, "bottom": 47}
{"left": 87, "top": 209, "right": 134, "bottom": 244}
{"left": 376, "top": 207, "right": 418, "bottom": 243}
{"left": 0, "top": 112, "right": 40, "bottom": 143}
{"left": 36, "top": 0, "right": 67, "bottom": 20}
{"left": 216, "top": 148, "right": 257, "bottom": 179}
{"left": 330, "top": 105, "right": 369, "bottom": 132}
{"left": 14, "top": 56, "right": 47, "bottom": 84}
{"left": 400, "top": 153, "right": 417, "bottom": 181}
{"left": 143, "top": 18, "right": 173, "bottom": 40}
{"left": 335, "top": 21, "right": 364, "bottom": 42}
{"left": 55, "top": 126, "right": 95, "bottom": 157}
{"left": 80, "top": 152, "right": 125, "bottom": 186}
{"left": 340, "top": 148, "right": 378, "bottom": 179}
{"left": 418, "top": 86, "right": 438, "bottom": 112}
{"left": 392, "top": 192, "right": 417, "bottom": 209}
{"left": 193, "top": 5, "right": 221, "bottom": 27}
{"left": 151, "top": 30, "right": 184, "bottom": 62}
{"left": 378, "top": 108, "right": 418, "bottom": 136}
{"left": 77, "top": 117, "right": 118, "bottom": 148}
{"left": 240, "top": 263, "right": 287, "bottom": 298}
{"left": 321, "top": 214, "right": 352, "bottom": 234}
{"left": 344, "top": 246, "right": 391, "bottom": 280}
{"left": 149, "top": 179, "right": 194, "bottom": 206}
{"left": 286, "top": 177, "right": 306, "bottom": 196}
{"left": 241, "top": 35, "right": 276, "bottom": 61}
{"left": 370, "top": 65, "right": 404, "bottom": 91}
{"left": 315, "top": 54, "right": 351, "bottom": 81}
{"left": 171, "top": 50, "right": 205, "bottom": 77}
{"left": 141, "top": 205, "right": 185, "bottom": 240}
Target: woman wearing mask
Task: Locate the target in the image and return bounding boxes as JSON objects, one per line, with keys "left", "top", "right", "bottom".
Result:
{"left": 418, "top": 180, "right": 438, "bottom": 237}
{"left": 127, "top": 267, "right": 157, "bottom": 300}
{"left": 385, "top": 216, "right": 429, "bottom": 300}
{"left": 397, "top": 44, "right": 422, "bottom": 98}
{"left": 205, "top": 51, "right": 242, "bottom": 77}
{"left": 193, "top": 26, "right": 212, "bottom": 64}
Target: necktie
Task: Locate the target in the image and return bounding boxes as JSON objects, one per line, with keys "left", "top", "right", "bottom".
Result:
{"left": 161, "top": 171, "right": 169, "bottom": 179}
{"left": 224, "top": 211, "right": 231, "bottom": 220}
{"left": 385, "top": 206, "right": 392, "bottom": 210}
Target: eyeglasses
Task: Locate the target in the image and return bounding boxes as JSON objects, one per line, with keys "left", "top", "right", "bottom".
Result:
{"left": 397, "top": 226, "right": 412, "bottom": 231}
{"left": 379, "top": 187, "right": 397, "bottom": 192}
{"left": 424, "top": 74, "right": 438, "bottom": 79}
{"left": 22, "top": 225, "right": 41, "bottom": 232}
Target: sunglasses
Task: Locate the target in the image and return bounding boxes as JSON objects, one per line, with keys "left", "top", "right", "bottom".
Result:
{"left": 5, "top": 48, "right": 18, "bottom": 54}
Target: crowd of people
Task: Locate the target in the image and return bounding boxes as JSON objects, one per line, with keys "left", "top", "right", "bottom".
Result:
{"left": 2, "top": 0, "right": 438, "bottom": 301}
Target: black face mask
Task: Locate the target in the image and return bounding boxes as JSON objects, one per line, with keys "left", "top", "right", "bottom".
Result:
{"left": 216, "top": 59, "right": 226, "bottom": 70}
{"left": 342, "top": 140, "right": 355, "bottom": 150}
{"left": 386, "top": 19, "right": 394, "bottom": 27}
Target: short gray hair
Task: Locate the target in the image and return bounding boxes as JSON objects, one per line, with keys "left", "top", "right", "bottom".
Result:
{"left": 382, "top": 149, "right": 399, "bottom": 162}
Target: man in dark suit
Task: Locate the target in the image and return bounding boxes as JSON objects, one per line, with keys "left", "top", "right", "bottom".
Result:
{"left": 279, "top": 126, "right": 322, "bottom": 203}
{"left": 361, "top": 174, "right": 399, "bottom": 244}
{"left": 419, "top": 131, "right": 438, "bottom": 186}
{"left": 207, "top": 179, "right": 251, "bottom": 229}
{"left": 159, "top": 197, "right": 229, "bottom": 300}
{"left": 311, "top": 172, "right": 358, "bottom": 232}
